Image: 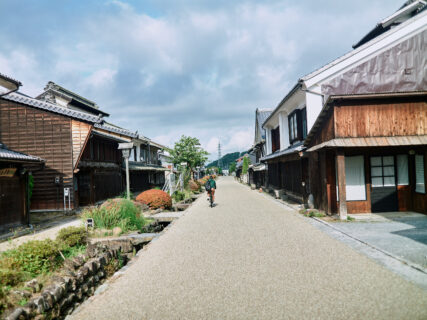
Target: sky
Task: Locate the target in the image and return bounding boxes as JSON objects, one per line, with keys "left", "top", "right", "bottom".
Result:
{"left": 0, "top": 0, "right": 404, "bottom": 160}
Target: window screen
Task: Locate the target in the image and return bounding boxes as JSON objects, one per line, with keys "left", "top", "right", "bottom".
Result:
{"left": 397, "top": 155, "right": 409, "bottom": 186}
{"left": 345, "top": 155, "right": 366, "bottom": 201}
{"left": 415, "top": 154, "right": 425, "bottom": 193}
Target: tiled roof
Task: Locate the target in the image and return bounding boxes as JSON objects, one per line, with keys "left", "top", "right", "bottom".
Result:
{"left": 260, "top": 143, "right": 305, "bottom": 162}
{"left": 2, "top": 92, "right": 102, "bottom": 123}
{"left": 0, "top": 143, "right": 43, "bottom": 162}
{"left": 94, "top": 122, "right": 138, "bottom": 138}
{"left": 0, "top": 73, "right": 22, "bottom": 87}
{"left": 256, "top": 109, "right": 272, "bottom": 141}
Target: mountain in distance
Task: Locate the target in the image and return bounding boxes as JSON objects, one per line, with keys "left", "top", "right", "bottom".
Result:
{"left": 206, "top": 151, "right": 247, "bottom": 168}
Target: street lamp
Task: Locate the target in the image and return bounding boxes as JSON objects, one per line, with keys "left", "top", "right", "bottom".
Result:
{"left": 118, "top": 142, "right": 134, "bottom": 200}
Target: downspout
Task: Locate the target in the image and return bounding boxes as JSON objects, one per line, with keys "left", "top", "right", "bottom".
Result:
{"left": 0, "top": 86, "right": 20, "bottom": 97}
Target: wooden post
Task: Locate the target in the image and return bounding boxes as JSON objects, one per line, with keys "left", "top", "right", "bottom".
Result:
{"left": 336, "top": 150, "right": 347, "bottom": 220}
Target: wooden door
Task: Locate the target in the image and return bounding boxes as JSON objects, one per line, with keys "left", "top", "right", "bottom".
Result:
{"left": 370, "top": 156, "right": 398, "bottom": 212}
{"left": 0, "top": 176, "right": 25, "bottom": 227}
{"left": 78, "top": 171, "right": 92, "bottom": 206}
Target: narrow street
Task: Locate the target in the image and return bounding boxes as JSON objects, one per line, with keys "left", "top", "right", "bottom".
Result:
{"left": 70, "top": 177, "right": 427, "bottom": 320}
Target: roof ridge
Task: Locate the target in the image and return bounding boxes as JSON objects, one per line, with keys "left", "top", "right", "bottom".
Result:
{"left": 2, "top": 91, "right": 102, "bottom": 123}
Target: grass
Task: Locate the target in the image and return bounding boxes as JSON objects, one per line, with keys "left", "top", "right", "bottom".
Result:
{"left": 299, "top": 208, "right": 326, "bottom": 218}
{"left": 0, "top": 226, "right": 90, "bottom": 315}
{"left": 82, "top": 199, "right": 146, "bottom": 232}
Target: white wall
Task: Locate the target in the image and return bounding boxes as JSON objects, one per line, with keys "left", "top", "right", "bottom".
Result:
{"left": 278, "top": 112, "right": 289, "bottom": 150}
{"left": 265, "top": 128, "right": 272, "bottom": 155}
{"left": 305, "top": 90, "right": 324, "bottom": 132}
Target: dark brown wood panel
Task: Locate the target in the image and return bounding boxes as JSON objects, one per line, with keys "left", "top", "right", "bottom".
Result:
{"left": 0, "top": 176, "right": 25, "bottom": 227}
{"left": 0, "top": 99, "right": 74, "bottom": 210}
{"left": 311, "top": 108, "right": 335, "bottom": 146}
{"left": 334, "top": 100, "right": 427, "bottom": 138}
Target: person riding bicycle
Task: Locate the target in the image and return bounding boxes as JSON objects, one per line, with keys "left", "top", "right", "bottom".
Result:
{"left": 206, "top": 175, "right": 217, "bottom": 204}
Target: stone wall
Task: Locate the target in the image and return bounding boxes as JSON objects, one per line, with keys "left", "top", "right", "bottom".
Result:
{"left": 5, "top": 241, "right": 135, "bottom": 320}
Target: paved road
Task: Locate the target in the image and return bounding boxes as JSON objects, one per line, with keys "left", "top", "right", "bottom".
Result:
{"left": 70, "top": 177, "right": 427, "bottom": 320}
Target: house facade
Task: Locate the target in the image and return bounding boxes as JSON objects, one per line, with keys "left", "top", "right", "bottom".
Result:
{"left": 0, "top": 143, "right": 44, "bottom": 232}
{"left": 248, "top": 108, "right": 272, "bottom": 189}
{"left": 128, "top": 138, "right": 167, "bottom": 193}
{"left": 0, "top": 80, "right": 138, "bottom": 210}
{"left": 262, "top": 1, "right": 427, "bottom": 208}
{"left": 305, "top": 92, "right": 427, "bottom": 217}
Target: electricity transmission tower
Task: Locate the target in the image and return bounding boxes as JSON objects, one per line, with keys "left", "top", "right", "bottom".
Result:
{"left": 218, "top": 142, "right": 223, "bottom": 169}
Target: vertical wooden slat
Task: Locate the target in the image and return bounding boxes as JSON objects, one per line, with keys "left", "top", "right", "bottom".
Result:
{"left": 336, "top": 150, "right": 347, "bottom": 219}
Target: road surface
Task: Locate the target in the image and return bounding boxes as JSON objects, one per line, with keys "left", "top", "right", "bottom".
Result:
{"left": 70, "top": 176, "right": 427, "bottom": 320}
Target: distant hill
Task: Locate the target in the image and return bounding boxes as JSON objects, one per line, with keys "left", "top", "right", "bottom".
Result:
{"left": 206, "top": 151, "right": 246, "bottom": 168}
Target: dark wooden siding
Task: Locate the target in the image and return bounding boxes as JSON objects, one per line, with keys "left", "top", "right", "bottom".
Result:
{"left": 280, "top": 160, "right": 302, "bottom": 196}
{"left": 0, "top": 99, "right": 74, "bottom": 210}
{"left": 0, "top": 174, "right": 26, "bottom": 228}
{"left": 80, "top": 136, "right": 122, "bottom": 163}
{"left": 311, "top": 108, "right": 335, "bottom": 146}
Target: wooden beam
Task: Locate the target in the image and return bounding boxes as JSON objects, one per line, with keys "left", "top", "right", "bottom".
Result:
{"left": 336, "top": 150, "right": 347, "bottom": 220}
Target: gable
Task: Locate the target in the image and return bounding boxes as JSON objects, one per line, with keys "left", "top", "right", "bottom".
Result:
{"left": 322, "top": 30, "right": 426, "bottom": 96}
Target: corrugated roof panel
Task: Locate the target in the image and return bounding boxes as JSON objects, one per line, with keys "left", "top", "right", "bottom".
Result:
{"left": 307, "top": 135, "right": 427, "bottom": 152}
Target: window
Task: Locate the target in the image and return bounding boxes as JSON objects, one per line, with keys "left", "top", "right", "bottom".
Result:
{"left": 301, "top": 108, "right": 307, "bottom": 139}
{"left": 288, "top": 108, "right": 306, "bottom": 143}
{"left": 345, "top": 155, "right": 366, "bottom": 201}
{"left": 397, "top": 155, "right": 409, "bottom": 186}
{"left": 370, "top": 156, "right": 396, "bottom": 187}
{"left": 271, "top": 126, "right": 280, "bottom": 153}
{"left": 415, "top": 154, "right": 425, "bottom": 193}
{"left": 289, "top": 112, "right": 298, "bottom": 142}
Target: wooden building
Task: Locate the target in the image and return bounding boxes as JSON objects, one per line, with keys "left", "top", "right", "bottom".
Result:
{"left": 248, "top": 109, "right": 272, "bottom": 189}
{"left": 0, "top": 81, "right": 137, "bottom": 210}
{"left": 262, "top": 100, "right": 309, "bottom": 203}
{"left": 305, "top": 92, "right": 427, "bottom": 217}
{"left": 0, "top": 143, "right": 44, "bottom": 232}
{"left": 127, "top": 138, "right": 167, "bottom": 193}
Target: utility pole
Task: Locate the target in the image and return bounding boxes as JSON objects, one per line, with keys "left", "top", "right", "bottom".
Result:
{"left": 218, "top": 141, "right": 223, "bottom": 170}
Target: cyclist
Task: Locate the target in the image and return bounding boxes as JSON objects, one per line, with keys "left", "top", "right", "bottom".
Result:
{"left": 206, "top": 175, "right": 217, "bottom": 204}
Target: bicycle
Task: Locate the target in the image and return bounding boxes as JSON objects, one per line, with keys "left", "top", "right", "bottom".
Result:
{"left": 208, "top": 190, "right": 213, "bottom": 207}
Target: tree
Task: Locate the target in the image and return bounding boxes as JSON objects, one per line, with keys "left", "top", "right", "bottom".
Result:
{"left": 242, "top": 156, "right": 250, "bottom": 174}
{"left": 229, "top": 162, "right": 237, "bottom": 173}
{"left": 170, "top": 135, "right": 209, "bottom": 173}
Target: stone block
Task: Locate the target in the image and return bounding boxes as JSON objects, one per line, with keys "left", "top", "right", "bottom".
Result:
{"left": 5, "top": 307, "right": 26, "bottom": 320}
{"left": 41, "top": 291, "right": 54, "bottom": 310}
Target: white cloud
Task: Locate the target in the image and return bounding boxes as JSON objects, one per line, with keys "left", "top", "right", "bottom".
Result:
{"left": 0, "top": 0, "right": 405, "bottom": 165}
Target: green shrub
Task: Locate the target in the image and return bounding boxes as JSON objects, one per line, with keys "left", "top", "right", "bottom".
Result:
{"left": 0, "top": 269, "right": 27, "bottom": 286}
{"left": 82, "top": 199, "right": 146, "bottom": 232}
{"left": 56, "top": 226, "right": 88, "bottom": 248}
{"left": 172, "top": 190, "right": 185, "bottom": 202}
{"left": 1, "top": 239, "right": 61, "bottom": 277}
{"left": 172, "top": 190, "right": 193, "bottom": 202}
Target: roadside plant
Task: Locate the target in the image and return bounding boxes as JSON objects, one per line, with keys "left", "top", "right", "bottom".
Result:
{"left": 242, "top": 156, "right": 250, "bottom": 174}
{"left": 82, "top": 199, "right": 146, "bottom": 232}
{"left": 1, "top": 239, "right": 60, "bottom": 277}
{"left": 136, "top": 189, "right": 172, "bottom": 210}
{"left": 56, "top": 226, "right": 88, "bottom": 248}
